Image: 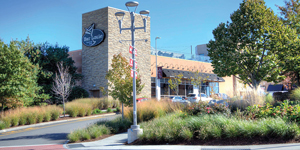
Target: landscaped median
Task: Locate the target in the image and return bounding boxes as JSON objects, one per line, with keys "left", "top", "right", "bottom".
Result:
{"left": 66, "top": 99, "right": 300, "bottom": 145}
{"left": 0, "top": 98, "right": 120, "bottom": 130}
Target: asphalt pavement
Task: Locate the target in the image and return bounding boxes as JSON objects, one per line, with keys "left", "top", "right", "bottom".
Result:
{"left": 0, "top": 113, "right": 119, "bottom": 147}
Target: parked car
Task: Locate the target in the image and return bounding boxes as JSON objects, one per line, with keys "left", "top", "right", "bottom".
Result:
{"left": 215, "top": 93, "right": 229, "bottom": 100}
{"left": 187, "top": 93, "right": 213, "bottom": 103}
{"left": 209, "top": 99, "right": 229, "bottom": 107}
{"left": 182, "top": 96, "right": 187, "bottom": 100}
{"left": 169, "top": 96, "right": 182, "bottom": 102}
{"left": 136, "top": 98, "right": 149, "bottom": 103}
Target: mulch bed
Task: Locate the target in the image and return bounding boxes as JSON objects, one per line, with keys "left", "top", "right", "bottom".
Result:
{"left": 128, "top": 136, "right": 300, "bottom": 145}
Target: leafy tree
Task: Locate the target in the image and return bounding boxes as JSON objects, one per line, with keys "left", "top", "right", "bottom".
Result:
{"left": 52, "top": 62, "right": 73, "bottom": 117}
{"left": 207, "top": 0, "right": 298, "bottom": 90}
{"left": 0, "top": 40, "right": 47, "bottom": 113}
{"left": 190, "top": 70, "right": 209, "bottom": 101}
{"left": 277, "top": 0, "right": 300, "bottom": 86}
{"left": 168, "top": 73, "right": 183, "bottom": 95}
{"left": 16, "top": 37, "right": 82, "bottom": 104}
{"left": 68, "top": 86, "right": 89, "bottom": 101}
{"left": 105, "top": 53, "right": 144, "bottom": 119}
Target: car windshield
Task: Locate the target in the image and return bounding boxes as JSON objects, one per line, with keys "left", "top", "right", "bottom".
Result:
{"left": 201, "top": 94, "right": 207, "bottom": 97}
{"left": 187, "top": 94, "right": 196, "bottom": 97}
{"left": 169, "top": 96, "right": 174, "bottom": 99}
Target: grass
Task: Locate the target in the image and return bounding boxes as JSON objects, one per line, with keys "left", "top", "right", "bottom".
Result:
{"left": 124, "top": 99, "right": 182, "bottom": 123}
{"left": 138, "top": 112, "right": 300, "bottom": 142}
{"left": 67, "top": 117, "right": 130, "bottom": 142}
{"left": 70, "top": 98, "right": 120, "bottom": 110}
{"left": 0, "top": 105, "right": 63, "bottom": 130}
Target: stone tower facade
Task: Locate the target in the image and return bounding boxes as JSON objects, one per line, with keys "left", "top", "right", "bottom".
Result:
{"left": 82, "top": 7, "right": 151, "bottom": 98}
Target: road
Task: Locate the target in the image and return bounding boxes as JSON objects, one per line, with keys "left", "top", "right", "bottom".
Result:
{"left": 0, "top": 114, "right": 120, "bottom": 147}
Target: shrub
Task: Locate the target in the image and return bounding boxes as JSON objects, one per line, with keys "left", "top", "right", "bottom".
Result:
{"left": 19, "top": 113, "right": 27, "bottom": 125}
{"left": 92, "top": 108, "right": 102, "bottom": 115}
{"left": 68, "top": 86, "right": 89, "bottom": 102}
{"left": 97, "top": 117, "right": 132, "bottom": 133}
{"left": 115, "top": 107, "right": 120, "bottom": 112}
{"left": 10, "top": 114, "right": 19, "bottom": 127}
{"left": 0, "top": 121, "right": 5, "bottom": 130}
{"left": 184, "top": 101, "right": 230, "bottom": 116}
{"left": 44, "top": 111, "right": 51, "bottom": 122}
{"left": 291, "top": 87, "right": 300, "bottom": 101}
{"left": 2, "top": 117, "right": 11, "bottom": 128}
{"left": 47, "top": 105, "right": 62, "bottom": 120}
{"left": 68, "top": 124, "right": 111, "bottom": 142}
{"left": 265, "top": 94, "right": 274, "bottom": 105}
{"left": 107, "top": 108, "right": 112, "bottom": 113}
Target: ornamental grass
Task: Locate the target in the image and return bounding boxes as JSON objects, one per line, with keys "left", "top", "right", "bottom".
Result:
{"left": 139, "top": 112, "right": 300, "bottom": 142}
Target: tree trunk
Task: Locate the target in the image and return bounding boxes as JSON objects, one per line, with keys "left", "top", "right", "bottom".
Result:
{"left": 297, "top": 72, "right": 300, "bottom": 87}
{"left": 199, "top": 85, "right": 202, "bottom": 101}
{"left": 63, "top": 97, "right": 65, "bottom": 117}
{"left": 122, "top": 102, "right": 124, "bottom": 120}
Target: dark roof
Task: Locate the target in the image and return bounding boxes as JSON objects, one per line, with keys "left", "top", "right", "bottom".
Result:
{"left": 162, "top": 69, "right": 225, "bottom": 82}
{"left": 267, "top": 84, "right": 287, "bottom": 92}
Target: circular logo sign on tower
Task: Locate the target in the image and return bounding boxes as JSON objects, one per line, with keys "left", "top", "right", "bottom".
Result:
{"left": 82, "top": 24, "right": 105, "bottom": 47}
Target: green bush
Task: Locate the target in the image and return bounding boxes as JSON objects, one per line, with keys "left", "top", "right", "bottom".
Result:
{"left": 2, "top": 117, "right": 11, "bottom": 128}
{"left": 92, "top": 108, "right": 102, "bottom": 115}
{"left": 67, "top": 124, "right": 111, "bottom": 142}
{"left": 44, "top": 112, "right": 51, "bottom": 122}
{"left": 68, "top": 86, "right": 89, "bottom": 102}
{"left": 27, "top": 113, "right": 37, "bottom": 124}
{"left": 37, "top": 113, "right": 44, "bottom": 123}
{"left": 291, "top": 88, "right": 300, "bottom": 101}
{"left": 19, "top": 114, "right": 27, "bottom": 125}
{"left": 265, "top": 94, "right": 274, "bottom": 105}
{"left": 0, "top": 121, "right": 5, "bottom": 130}
{"left": 10, "top": 115, "right": 19, "bottom": 127}
{"left": 51, "top": 109, "right": 61, "bottom": 120}
{"left": 115, "top": 107, "right": 120, "bottom": 112}
{"left": 184, "top": 101, "right": 230, "bottom": 116}
{"left": 97, "top": 117, "right": 132, "bottom": 133}
{"left": 107, "top": 108, "right": 112, "bottom": 113}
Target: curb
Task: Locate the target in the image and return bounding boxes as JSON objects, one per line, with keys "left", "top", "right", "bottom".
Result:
{"left": 0, "top": 113, "right": 118, "bottom": 133}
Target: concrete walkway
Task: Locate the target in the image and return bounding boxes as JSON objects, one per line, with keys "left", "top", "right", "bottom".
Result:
{"left": 64, "top": 133, "right": 300, "bottom": 150}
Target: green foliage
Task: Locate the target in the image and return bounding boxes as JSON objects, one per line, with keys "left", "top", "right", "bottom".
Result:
{"left": 245, "top": 101, "right": 300, "bottom": 123}
{"left": 0, "top": 40, "right": 47, "bottom": 111}
{"left": 68, "top": 86, "right": 89, "bottom": 102}
{"left": 97, "top": 117, "right": 132, "bottom": 134}
{"left": 207, "top": 0, "right": 299, "bottom": 89}
{"left": 105, "top": 53, "right": 144, "bottom": 107}
{"left": 291, "top": 87, "right": 300, "bottom": 101}
{"left": 92, "top": 108, "right": 102, "bottom": 115}
{"left": 265, "top": 94, "right": 275, "bottom": 104}
{"left": 16, "top": 37, "right": 82, "bottom": 104}
{"left": 107, "top": 108, "right": 112, "bottom": 113}
{"left": 277, "top": 0, "right": 300, "bottom": 86}
{"left": 168, "top": 73, "right": 183, "bottom": 95}
{"left": 67, "top": 124, "right": 110, "bottom": 143}
{"left": 184, "top": 101, "right": 230, "bottom": 116}
{"left": 139, "top": 112, "right": 300, "bottom": 142}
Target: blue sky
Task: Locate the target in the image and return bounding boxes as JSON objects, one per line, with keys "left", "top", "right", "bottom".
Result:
{"left": 0, "top": 0, "right": 285, "bottom": 57}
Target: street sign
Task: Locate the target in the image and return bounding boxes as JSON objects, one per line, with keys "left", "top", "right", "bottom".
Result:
{"left": 131, "top": 69, "right": 138, "bottom": 78}
{"left": 130, "top": 59, "right": 137, "bottom": 68}
{"left": 129, "top": 45, "right": 137, "bottom": 56}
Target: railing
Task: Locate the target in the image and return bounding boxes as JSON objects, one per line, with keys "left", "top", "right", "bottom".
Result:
{"left": 151, "top": 49, "right": 212, "bottom": 63}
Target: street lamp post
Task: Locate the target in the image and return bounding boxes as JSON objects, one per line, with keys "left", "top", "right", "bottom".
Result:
{"left": 155, "top": 37, "right": 160, "bottom": 100}
{"left": 115, "top": 1, "right": 149, "bottom": 144}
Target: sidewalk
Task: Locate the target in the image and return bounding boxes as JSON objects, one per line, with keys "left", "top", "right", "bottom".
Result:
{"left": 64, "top": 133, "right": 300, "bottom": 150}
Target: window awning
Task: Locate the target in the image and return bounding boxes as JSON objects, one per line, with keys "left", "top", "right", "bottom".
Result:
{"left": 162, "top": 69, "right": 225, "bottom": 82}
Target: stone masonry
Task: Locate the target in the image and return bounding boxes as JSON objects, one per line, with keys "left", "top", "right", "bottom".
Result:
{"left": 82, "top": 7, "right": 151, "bottom": 98}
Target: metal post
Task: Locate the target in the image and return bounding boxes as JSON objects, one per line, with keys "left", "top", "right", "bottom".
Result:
{"left": 155, "top": 38, "right": 158, "bottom": 100}
{"left": 131, "top": 12, "right": 138, "bottom": 127}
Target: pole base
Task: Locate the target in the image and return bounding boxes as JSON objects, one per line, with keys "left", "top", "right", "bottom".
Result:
{"left": 127, "top": 125, "right": 143, "bottom": 144}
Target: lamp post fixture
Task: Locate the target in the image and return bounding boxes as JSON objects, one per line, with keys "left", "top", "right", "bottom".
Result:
{"left": 155, "top": 37, "right": 160, "bottom": 100}
{"left": 115, "top": 1, "right": 149, "bottom": 144}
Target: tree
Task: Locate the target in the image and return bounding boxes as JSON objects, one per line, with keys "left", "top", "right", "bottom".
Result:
{"left": 277, "top": 0, "right": 300, "bottom": 86}
{"left": 168, "top": 73, "right": 183, "bottom": 95}
{"left": 190, "top": 70, "right": 209, "bottom": 101}
{"left": 0, "top": 40, "right": 46, "bottom": 113}
{"left": 16, "top": 37, "right": 82, "bottom": 104}
{"left": 52, "top": 62, "right": 73, "bottom": 117}
{"left": 207, "top": 0, "right": 298, "bottom": 90}
{"left": 105, "top": 53, "right": 144, "bottom": 119}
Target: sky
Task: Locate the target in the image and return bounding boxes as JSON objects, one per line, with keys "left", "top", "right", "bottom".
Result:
{"left": 0, "top": 0, "right": 285, "bottom": 58}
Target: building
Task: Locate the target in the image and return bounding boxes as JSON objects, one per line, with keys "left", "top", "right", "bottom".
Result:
{"left": 69, "top": 6, "right": 238, "bottom": 98}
